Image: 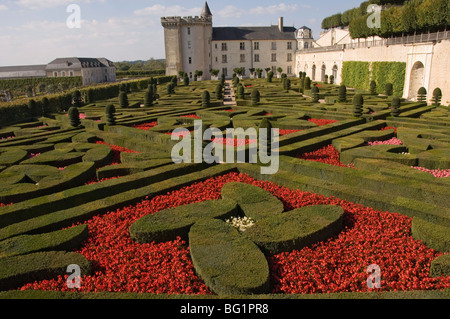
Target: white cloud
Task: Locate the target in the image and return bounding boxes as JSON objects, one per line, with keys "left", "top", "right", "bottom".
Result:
{"left": 134, "top": 4, "right": 201, "bottom": 17}
{"left": 14, "top": 0, "right": 100, "bottom": 10}
{"left": 0, "top": 5, "right": 8, "bottom": 10}
{"left": 216, "top": 5, "right": 244, "bottom": 19}
{"left": 249, "top": 3, "right": 298, "bottom": 15}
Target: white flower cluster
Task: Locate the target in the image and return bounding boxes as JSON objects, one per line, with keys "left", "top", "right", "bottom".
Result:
{"left": 225, "top": 216, "right": 255, "bottom": 233}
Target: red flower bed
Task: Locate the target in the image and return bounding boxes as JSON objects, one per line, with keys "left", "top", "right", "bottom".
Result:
{"left": 379, "top": 126, "right": 398, "bottom": 134}
{"left": 19, "top": 172, "right": 450, "bottom": 295}
{"left": 95, "top": 141, "right": 139, "bottom": 166}
{"left": 132, "top": 122, "right": 158, "bottom": 131}
{"left": 180, "top": 114, "right": 201, "bottom": 119}
{"left": 308, "top": 118, "right": 338, "bottom": 126}
{"left": 277, "top": 129, "right": 302, "bottom": 136}
{"left": 297, "top": 144, "right": 354, "bottom": 168}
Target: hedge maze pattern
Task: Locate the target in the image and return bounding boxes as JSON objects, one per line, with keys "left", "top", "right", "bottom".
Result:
{"left": 0, "top": 77, "right": 449, "bottom": 299}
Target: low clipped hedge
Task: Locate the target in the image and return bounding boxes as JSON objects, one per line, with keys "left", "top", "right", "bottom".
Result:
{"left": 0, "top": 224, "right": 88, "bottom": 258}
{"left": 129, "top": 199, "right": 239, "bottom": 244}
{"left": 220, "top": 182, "right": 284, "bottom": 221}
{"left": 189, "top": 218, "right": 270, "bottom": 295}
{"left": 244, "top": 205, "right": 345, "bottom": 254}
{"left": 430, "top": 254, "right": 450, "bottom": 278}
{"left": 411, "top": 217, "right": 450, "bottom": 252}
{"left": 0, "top": 251, "right": 90, "bottom": 291}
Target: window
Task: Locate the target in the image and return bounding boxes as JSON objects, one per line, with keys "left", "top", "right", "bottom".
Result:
{"left": 53, "top": 72, "right": 58, "bottom": 77}
{"left": 222, "top": 55, "right": 227, "bottom": 63}
{"left": 304, "top": 42, "right": 309, "bottom": 49}
{"left": 62, "top": 71, "right": 66, "bottom": 77}
{"left": 189, "top": 57, "right": 192, "bottom": 64}
{"left": 221, "top": 43, "right": 227, "bottom": 51}
{"left": 240, "top": 42, "right": 245, "bottom": 50}
{"left": 69, "top": 71, "right": 74, "bottom": 76}
{"left": 271, "top": 42, "right": 277, "bottom": 50}
{"left": 240, "top": 54, "right": 245, "bottom": 63}
{"left": 215, "top": 43, "right": 218, "bottom": 49}
{"left": 287, "top": 53, "right": 292, "bottom": 62}
{"left": 187, "top": 27, "right": 191, "bottom": 35}
{"left": 222, "top": 68, "right": 228, "bottom": 77}
{"left": 271, "top": 53, "right": 277, "bottom": 62}
{"left": 254, "top": 54, "right": 260, "bottom": 62}
{"left": 188, "top": 41, "right": 192, "bottom": 49}
{"left": 254, "top": 42, "right": 259, "bottom": 50}
{"left": 215, "top": 57, "right": 218, "bottom": 62}
{"left": 287, "top": 66, "right": 292, "bottom": 74}
{"left": 287, "top": 42, "right": 292, "bottom": 50}
{"left": 189, "top": 72, "right": 193, "bottom": 79}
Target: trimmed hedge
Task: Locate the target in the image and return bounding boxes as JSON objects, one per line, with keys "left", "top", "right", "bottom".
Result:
{"left": 220, "top": 182, "right": 284, "bottom": 221}
{"left": 129, "top": 199, "right": 239, "bottom": 243}
{"left": 243, "top": 205, "right": 344, "bottom": 254}
{"left": 411, "top": 217, "right": 450, "bottom": 252}
{"left": 0, "top": 224, "right": 89, "bottom": 258}
{"left": 430, "top": 254, "right": 450, "bottom": 278}
{"left": 189, "top": 218, "right": 270, "bottom": 295}
{"left": 0, "top": 251, "right": 90, "bottom": 291}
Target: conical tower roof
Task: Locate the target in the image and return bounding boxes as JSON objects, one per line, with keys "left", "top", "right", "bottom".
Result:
{"left": 201, "top": 2, "right": 212, "bottom": 17}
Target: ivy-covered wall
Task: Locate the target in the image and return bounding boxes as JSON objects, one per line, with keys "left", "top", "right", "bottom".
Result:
{"left": 341, "top": 61, "right": 371, "bottom": 91}
{"left": 342, "top": 61, "right": 406, "bottom": 96}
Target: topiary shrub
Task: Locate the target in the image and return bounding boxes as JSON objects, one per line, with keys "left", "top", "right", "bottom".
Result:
{"left": 352, "top": 94, "right": 364, "bottom": 117}
{"left": 329, "top": 75, "right": 335, "bottom": 85}
{"left": 338, "top": 85, "right": 347, "bottom": 102}
{"left": 390, "top": 96, "right": 401, "bottom": 117}
{"left": 144, "top": 87, "right": 153, "bottom": 107}
{"left": 417, "top": 87, "right": 427, "bottom": 102}
{"left": 251, "top": 89, "right": 260, "bottom": 106}
{"left": 432, "top": 88, "right": 442, "bottom": 106}
{"left": 311, "top": 85, "right": 320, "bottom": 103}
{"left": 118, "top": 91, "right": 128, "bottom": 108}
{"left": 215, "top": 84, "right": 223, "bottom": 100}
{"left": 283, "top": 78, "right": 291, "bottom": 91}
{"left": 304, "top": 77, "right": 311, "bottom": 90}
{"left": 324, "top": 75, "right": 328, "bottom": 84}
{"left": 27, "top": 99, "right": 37, "bottom": 117}
{"left": 68, "top": 107, "right": 81, "bottom": 127}
{"left": 184, "top": 75, "right": 189, "bottom": 86}
{"left": 237, "top": 84, "right": 245, "bottom": 100}
{"left": 267, "top": 71, "right": 274, "bottom": 83}
{"left": 258, "top": 118, "right": 272, "bottom": 156}
{"left": 166, "top": 83, "right": 175, "bottom": 95}
{"left": 72, "top": 90, "right": 83, "bottom": 108}
{"left": 370, "top": 80, "right": 377, "bottom": 95}
{"left": 105, "top": 104, "right": 116, "bottom": 126}
{"left": 385, "top": 83, "right": 393, "bottom": 96}
{"left": 202, "top": 90, "right": 211, "bottom": 108}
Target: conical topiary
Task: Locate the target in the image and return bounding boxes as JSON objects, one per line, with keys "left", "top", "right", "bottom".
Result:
{"left": 385, "top": 83, "right": 393, "bottom": 96}
{"left": 251, "top": 89, "right": 260, "bottom": 106}
{"left": 237, "top": 84, "right": 245, "bottom": 99}
{"left": 258, "top": 118, "right": 273, "bottom": 156}
{"left": 304, "top": 77, "right": 311, "bottom": 90}
{"left": 68, "top": 107, "right": 81, "bottom": 127}
{"left": 144, "top": 87, "right": 153, "bottom": 107}
{"left": 432, "top": 88, "right": 442, "bottom": 106}
{"left": 391, "top": 97, "right": 401, "bottom": 117}
{"left": 202, "top": 90, "right": 211, "bottom": 108}
{"left": 352, "top": 94, "right": 364, "bottom": 117}
{"left": 370, "top": 80, "right": 377, "bottom": 95}
{"left": 417, "top": 87, "right": 427, "bottom": 102}
{"left": 215, "top": 84, "right": 223, "bottom": 100}
{"left": 311, "top": 85, "right": 320, "bottom": 103}
{"left": 105, "top": 104, "right": 116, "bottom": 126}
{"left": 119, "top": 91, "right": 128, "bottom": 108}
{"left": 338, "top": 85, "right": 347, "bottom": 103}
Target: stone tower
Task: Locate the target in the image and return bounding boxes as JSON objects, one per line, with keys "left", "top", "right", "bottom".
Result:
{"left": 161, "top": 2, "right": 213, "bottom": 80}
{"left": 296, "top": 26, "right": 314, "bottom": 50}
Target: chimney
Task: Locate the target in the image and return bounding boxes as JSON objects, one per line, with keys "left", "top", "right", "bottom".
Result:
{"left": 278, "top": 17, "right": 284, "bottom": 32}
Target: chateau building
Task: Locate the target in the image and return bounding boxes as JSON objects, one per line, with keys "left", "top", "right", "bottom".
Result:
{"left": 0, "top": 57, "right": 117, "bottom": 86}
{"left": 162, "top": 2, "right": 449, "bottom": 104}
{"left": 161, "top": 2, "right": 307, "bottom": 80}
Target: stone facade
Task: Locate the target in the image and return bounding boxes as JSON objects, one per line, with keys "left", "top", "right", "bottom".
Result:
{"left": 0, "top": 57, "right": 116, "bottom": 86}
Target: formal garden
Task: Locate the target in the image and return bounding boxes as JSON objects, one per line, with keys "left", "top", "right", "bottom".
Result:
{"left": 0, "top": 73, "right": 448, "bottom": 299}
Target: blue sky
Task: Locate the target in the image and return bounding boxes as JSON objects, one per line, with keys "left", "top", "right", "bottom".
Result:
{"left": 0, "top": 0, "right": 362, "bottom": 66}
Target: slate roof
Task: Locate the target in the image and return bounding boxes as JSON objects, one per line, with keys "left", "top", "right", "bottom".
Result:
{"left": 46, "top": 57, "right": 114, "bottom": 70}
{"left": 0, "top": 64, "right": 47, "bottom": 79}
{"left": 212, "top": 26, "right": 297, "bottom": 41}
